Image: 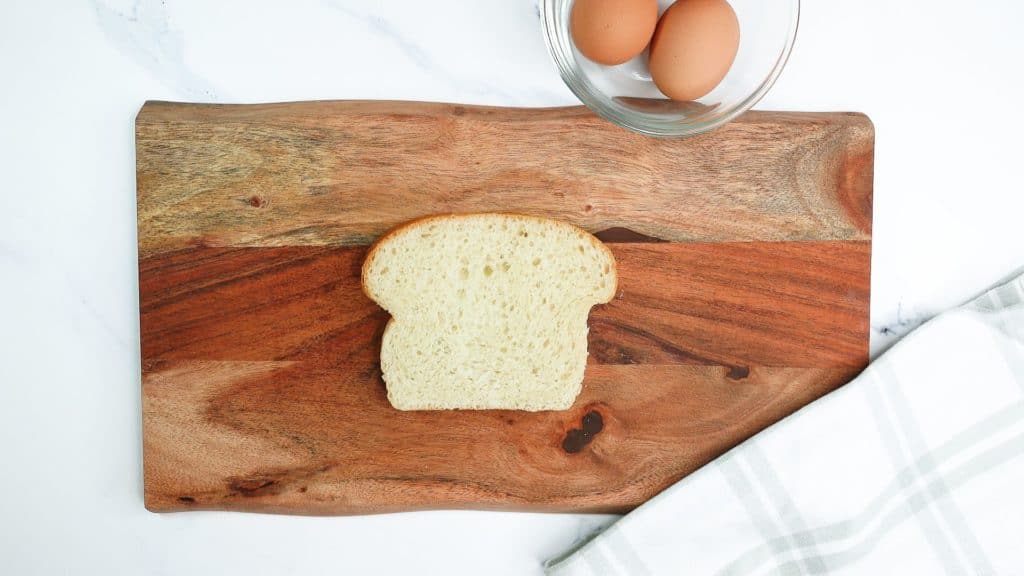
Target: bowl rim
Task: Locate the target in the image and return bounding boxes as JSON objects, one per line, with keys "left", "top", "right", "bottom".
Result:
{"left": 540, "top": 0, "right": 801, "bottom": 138}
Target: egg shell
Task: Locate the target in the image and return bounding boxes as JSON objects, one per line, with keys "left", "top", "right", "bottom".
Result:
{"left": 571, "top": 0, "right": 659, "bottom": 66}
{"left": 649, "top": 0, "right": 740, "bottom": 101}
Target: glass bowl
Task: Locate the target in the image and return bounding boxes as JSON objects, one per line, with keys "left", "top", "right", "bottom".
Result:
{"left": 541, "top": 0, "right": 800, "bottom": 137}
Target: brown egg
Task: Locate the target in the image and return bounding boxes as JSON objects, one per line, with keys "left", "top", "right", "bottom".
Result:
{"left": 571, "top": 0, "right": 659, "bottom": 66}
{"left": 649, "top": 0, "right": 740, "bottom": 101}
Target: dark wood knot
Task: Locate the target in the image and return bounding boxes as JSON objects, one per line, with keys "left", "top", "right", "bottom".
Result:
{"left": 562, "top": 410, "right": 604, "bottom": 454}
{"left": 727, "top": 366, "right": 751, "bottom": 380}
{"left": 593, "top": 227, "right": 668, "bottom": 243}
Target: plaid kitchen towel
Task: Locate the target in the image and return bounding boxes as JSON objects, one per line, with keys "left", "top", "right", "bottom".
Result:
{"left": 547, "top": 272, "right": 1024, "bottom": 576}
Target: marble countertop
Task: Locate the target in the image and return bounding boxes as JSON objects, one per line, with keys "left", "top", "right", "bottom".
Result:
{"left": 2, "top": 0, "right": 1022, "bottom": 574}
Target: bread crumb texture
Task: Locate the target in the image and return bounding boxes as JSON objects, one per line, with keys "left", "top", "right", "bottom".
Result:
{"left": 362, "top": 214, "right": 618, "bottom": 411}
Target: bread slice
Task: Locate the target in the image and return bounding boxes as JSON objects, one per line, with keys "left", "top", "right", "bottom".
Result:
{"left": 362, "top": 213, "right": 617, "bottom": 411}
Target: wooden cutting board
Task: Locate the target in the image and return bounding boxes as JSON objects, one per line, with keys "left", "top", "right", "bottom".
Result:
{"left": 137, "top": 101, "right": 873, "bottom": 514}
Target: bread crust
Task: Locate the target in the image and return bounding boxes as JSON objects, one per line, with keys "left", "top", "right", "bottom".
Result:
{"left": 360, "top": 212, "right": 618, "bottom": 305}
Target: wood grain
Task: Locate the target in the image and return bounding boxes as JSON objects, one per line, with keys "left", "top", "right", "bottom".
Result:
{"left": 137, "top": 101, "right": 873, "bottom": 514}
{"left": 143, "top": 361, "right": 859, "bottom": 514}
{"left": 140, "top": 242, "right": 869, "bottom": 368}
{"left": 136, "top": 101, "right": 873, "bottom": 258}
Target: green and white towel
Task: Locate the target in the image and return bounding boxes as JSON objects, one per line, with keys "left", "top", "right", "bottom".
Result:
{"left": 547, "top": 273, "right": 1024, "bottom": 575}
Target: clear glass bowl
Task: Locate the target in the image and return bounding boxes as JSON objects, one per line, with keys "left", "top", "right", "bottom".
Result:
{"left": 541, "top": 0, "right": 800, "bottom": 137}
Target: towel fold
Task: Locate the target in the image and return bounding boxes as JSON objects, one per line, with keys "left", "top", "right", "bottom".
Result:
{"left": 547, "top": 273, "right": 1024, "bottom": 575}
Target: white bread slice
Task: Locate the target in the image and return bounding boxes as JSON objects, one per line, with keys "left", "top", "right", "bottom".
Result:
{"left": 362, "top": 213, "right": 617, "bottom": 411}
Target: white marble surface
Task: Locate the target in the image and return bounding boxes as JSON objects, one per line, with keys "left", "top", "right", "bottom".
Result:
{"left": 1, "top": 0, "right": 1023, "bottom": 574}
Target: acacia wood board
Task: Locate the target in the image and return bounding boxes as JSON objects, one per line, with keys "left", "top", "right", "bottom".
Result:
{"left": 137, "top": 100, "right": 873, "bottom": 514}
